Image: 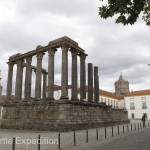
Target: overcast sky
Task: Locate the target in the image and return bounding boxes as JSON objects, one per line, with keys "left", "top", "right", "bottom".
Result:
{"left": 0, "top": 0, "right": 150, "bottom": 95}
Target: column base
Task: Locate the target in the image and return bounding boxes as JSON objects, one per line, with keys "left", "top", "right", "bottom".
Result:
{"left": 60, "top": 96, "right": 69, "bottom": 100}
{"left": 71, "top": 97, "right": 79, "bottom": 101}
{"left": 46, "top": 97, "right": 55, "bottom": 101}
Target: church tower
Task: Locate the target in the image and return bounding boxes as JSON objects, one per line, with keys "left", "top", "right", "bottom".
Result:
{"left": 0, "top": 70, "right": 2, "bottom": 96}
{"left": 114, "top": 73, "right": 130, "bottom": 96}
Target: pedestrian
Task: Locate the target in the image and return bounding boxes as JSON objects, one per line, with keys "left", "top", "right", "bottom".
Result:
{"left": 142, "top": 114, "right": 146, "bottom": 128}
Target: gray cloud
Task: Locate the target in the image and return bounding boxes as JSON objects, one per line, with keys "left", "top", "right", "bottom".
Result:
{"left": 0, "top": 0, "right": 150, "bottom": 95}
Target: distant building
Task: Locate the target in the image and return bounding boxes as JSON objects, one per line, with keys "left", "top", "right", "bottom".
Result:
{"left": 115, "top": 73, "right": 130, "bottom": 96}
{"left": 118, "top": 90, "right": 150, "bottom": 120}
{"left": 52, "top": 85, "right": 121, "bottom": 108}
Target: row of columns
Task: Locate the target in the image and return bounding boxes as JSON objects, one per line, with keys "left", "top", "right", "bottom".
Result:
{"left": 6, "top": 45, "right": 87, "bottom": 101}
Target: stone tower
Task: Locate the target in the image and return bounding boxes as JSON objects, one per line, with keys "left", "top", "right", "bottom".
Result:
{"left": 0, "top": 70, "right": 2, "bottom": 96}
{"left": 114, "top": 73, "right": 130, "bottom": 96}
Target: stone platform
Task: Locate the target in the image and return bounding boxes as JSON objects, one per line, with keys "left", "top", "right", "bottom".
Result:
{"left": 0, "top": 100, "right": 129, "bottom": 132}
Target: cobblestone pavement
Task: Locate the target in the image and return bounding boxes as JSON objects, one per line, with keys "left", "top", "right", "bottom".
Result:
{"left": 0, "top": 120, "right": 149, "bottom": 150}
{"left": 80, "top": 127, "right": 150, "bottom": 150}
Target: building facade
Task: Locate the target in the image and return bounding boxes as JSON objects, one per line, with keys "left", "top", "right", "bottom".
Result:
{"left": 119, "top": 90, "right": 150, "bottom": 120}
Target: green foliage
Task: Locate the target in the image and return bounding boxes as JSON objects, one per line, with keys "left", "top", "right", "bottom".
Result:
{"left": 99, "top": 0, "right": 150, "bottom": 26}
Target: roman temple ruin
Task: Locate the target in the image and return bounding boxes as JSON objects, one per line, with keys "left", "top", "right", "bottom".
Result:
{"left": 0, "top": 36, "right": 129, "bottom": 131}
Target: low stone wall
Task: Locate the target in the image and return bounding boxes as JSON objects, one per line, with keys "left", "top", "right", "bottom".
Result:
{"left": 0, "top": 100, "right": 129, "bottom": 131}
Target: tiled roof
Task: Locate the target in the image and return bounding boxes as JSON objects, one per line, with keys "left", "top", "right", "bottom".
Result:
{"left": 100, "top": 89, "right": 123, "bottom": 100}
{"left": 125, "top": 90, "right": 150, "bottom": 96}
{"left": 53, "top": 85, "right": 123, "bottom": 100}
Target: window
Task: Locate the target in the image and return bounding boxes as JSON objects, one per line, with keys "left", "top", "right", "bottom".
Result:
{"left": 108, "top": 99, "right": 110, "bottom": 105}
{"left": 130, "top": 98, "right": 134, "bottom": 101}
{"left": 141, "top": 97, "right": 146, "bottom": 100}
{"left": 143, "top": 113, "right": 147, "bottom": 118}
{"left": 116, "top": 101, "right": 118, "bottom": 108}
{"left": 131, "top": 113, "right": 134, "bottom": 118}
{"left": 130, "top": 102, "right": 135, "bottom": 110}
{"left": 142, "top": 101, "right": 147, "bottom": 109}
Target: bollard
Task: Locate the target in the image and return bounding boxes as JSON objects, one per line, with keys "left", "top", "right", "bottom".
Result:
{"left": 12, "top": 137, "right": 15, "bottom": 150}
{"left": 58, "top": 132, "right": 60, "bottom": 149}
{"left": 105, "top": 127, "right": 107, "bottom": 138}
{"left": 127, "top": 124, "right": 129, "bottom": 132}
{"left": 96, "top": 128, "right": 99, "bottom": 141}
{"left": 140, "top": 123, "right": 142, "bottom": 129}
{"left": 123, "top": 125, "right": 124, "bottom": 134}
{"left": 74, "top": 131, "right": 76, "bottom": 146}
{"left": 86, "top": 129, "right": 88, "bottom": 143}
{"left": 38, "top": 135, "right": 40, "bottom": 150}
{"left": 112, "top": 126, "right": 113, "bottom": 137}
{"left": 131, "top": 124, "right": 132, "bottom": 131}
{"left": 148, "top": 122, "right": 150, "bottom": 127}
{"left": 118, "top": 126, "right": 119, "bottom": 135}
{"left": 138, "top": 123, "right": 139, "bottom": 130}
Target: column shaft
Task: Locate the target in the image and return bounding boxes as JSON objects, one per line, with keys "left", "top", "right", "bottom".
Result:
{"left": 15, "top": 59, "right": 24, "bottom": 101}
{"left": 43, "top": 72, "right": 47, "bottom": 99}
{"left": 60, "top": 44, "right": 69, "bottom": 99}
{"left": 88, "top": 63, "right": 93, "bottom": 102}
{"left": 25, "top": 56, "right": 32, "bottom": 100}
{"left": 35, "top": 53, "right": 43, "bottom": 99}
{"left": 80, "top": 54, "right": 86, "bottom": 100}
{"left": 6, "top": 62, "right": 14, "bottom": 101}
{"left": 94, "top": 66, "right": 99, "bottom": 102}
{"left": 71, "top": 49, "right": 78, "bottom": 100}
{"left": 48, "top": 48, "right": 56, "bottom": 100}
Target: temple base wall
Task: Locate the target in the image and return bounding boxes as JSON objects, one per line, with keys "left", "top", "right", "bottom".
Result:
{"left": 0, "top": 100, "right": 129, "bottom": 131}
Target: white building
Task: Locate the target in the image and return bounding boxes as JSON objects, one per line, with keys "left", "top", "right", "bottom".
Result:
{"left": 119, "top": 90, "right": 150, "bottom": 120}
{"left": 53, "top": 85, "right": 121, "bottom": 108}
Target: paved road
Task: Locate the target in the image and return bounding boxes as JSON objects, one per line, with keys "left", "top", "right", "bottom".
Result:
{"left": 73, "top": 128, "right": 150, "bottom": 150}
{"left": 0, "top": 120, "right": 148, "bottom": 150}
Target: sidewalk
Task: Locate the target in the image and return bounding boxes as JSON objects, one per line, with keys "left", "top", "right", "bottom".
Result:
{"left": 0, "top": 121, "right": 149, "bottom": 150}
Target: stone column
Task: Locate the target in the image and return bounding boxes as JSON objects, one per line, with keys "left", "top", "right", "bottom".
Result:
{"left": 48, "top": 48, "right": 56, "bottom": 100}
{"left": 6, "top": 61, "right": 14, "bottom": 101}
{"left": 80, "top": 53, "right": 86, "bottom": 100}
{"left": 94, "top": 66, "right": 99, "bottom": 103}
{"left": 71, "top": 49, "right": 78, "bottom": 100}
{"left": 88, "top": 63, "right": 93, "bottom": 102}
{"left": 15, "top": 59, "right": 24, "bottom": 101}
{"left": 24, "top": 56, "right": 32, "bottom": 100}
{"left": 42, "top": 71, "right": 47, "bottom": 99}
{"left": 35, "top": 53, "right": 44, "bottom": 99}
{"left": 60, "top": 44, "right": 69, "bottom": 100}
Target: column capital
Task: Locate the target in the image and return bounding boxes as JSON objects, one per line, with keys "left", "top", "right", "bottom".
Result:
{"left": 71, "top": 48, "right": 78, "bottom": 57}
{"left": 36, "top": 53, "right": 44, "bottom": 60}
{"left": 8, "top": 61, "right": 14, "bottom": 67}
{"left": 61, "top": 44, "right": 69, "bottom": 53}
{"left": 16, "top": 59, "right": 24, "bottom": 66}
{"left": 48, "top": 48, "right": 57, "bottom": 56}
{"left": 26, "top": 56, "right": 32, "bottom": 63}
{"left": 80, "top": 53, "right": 87, "bottom": 61}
